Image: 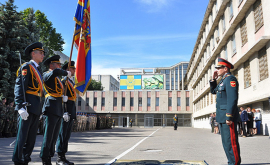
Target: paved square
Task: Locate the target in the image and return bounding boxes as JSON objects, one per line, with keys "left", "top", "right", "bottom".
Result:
{"left": 0, "top": 127, "right": 269, "bottom": 165}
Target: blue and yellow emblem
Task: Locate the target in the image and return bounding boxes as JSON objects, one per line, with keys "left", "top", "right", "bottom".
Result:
{"left": 120, "top": 75, "right": 141, "bottom": 90}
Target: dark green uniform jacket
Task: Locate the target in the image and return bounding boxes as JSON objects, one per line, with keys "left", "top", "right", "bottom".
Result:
{"left": 14, "top": 61, "right": 43, "bottom": 116}
{"left": 62, "top": 77, "right": 77, "bottom": 120}
{"left": 210, "top": 73, "right": 239, "bottom": 124}
{"left": 42, "top": 69, "right": 67, "bottom": 117}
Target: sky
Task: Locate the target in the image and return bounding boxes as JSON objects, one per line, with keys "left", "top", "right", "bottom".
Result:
{"left": 2, "top": 0, "right": 209, "bottom": 79}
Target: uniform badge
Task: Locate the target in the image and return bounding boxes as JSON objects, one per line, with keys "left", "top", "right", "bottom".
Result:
{"left": 230, "top": 81, "right": 236, "bottom": 87}
{"left": 220, "top": 83, "right": 223, "bottom": 86}
{"left": 22, "top": 69, "right": 27, "bottom": 76}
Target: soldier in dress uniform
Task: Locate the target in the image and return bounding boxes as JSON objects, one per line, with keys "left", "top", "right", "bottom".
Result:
{"left": 0, "top": 97, "right": 7, "bottom": 138}
{"left": 173, "top": 114, "right": 178, "bottom": 130}
{"left": 12, "top": 42, "right": 44, "bottom": 165}
{"left": 210, "top": 57, "right": 241, "bottom": 165}
{"left": 55, "top": 61, "right": 77, "bottom": 165}
{"left": 39, "top": 55, "right": 71, "bottom": 165}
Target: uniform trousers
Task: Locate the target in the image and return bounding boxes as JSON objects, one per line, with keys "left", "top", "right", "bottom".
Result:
{"left": 220, "top": 122, "right": 241, "bottom": 165}
{"left": 40, "top": 113, "right": 62, "bottom": 159}
{"left": 12, "top": 113, "right": 40, "bottom": 164}
{"left": 56, "top": 118, "right": 73, "bottom": 154}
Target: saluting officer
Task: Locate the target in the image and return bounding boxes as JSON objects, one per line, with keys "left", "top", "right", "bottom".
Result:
{"left": 210, "top": 58, "right": 241, "bottom": 165}
{"left": 56, "top": 61, "right": 77, "bottom": 165}
{"left": 12, "top": 42, "right": 45, "bottom": 165}
{"left": 40, "top": 55, "right": 71, "bottom": 165}
{"left": 173, "top": 114, "right": 178, "bottom": 130}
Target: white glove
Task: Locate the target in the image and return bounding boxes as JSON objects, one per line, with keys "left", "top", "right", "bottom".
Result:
{"left": 18, "top": 107, "right": 29, "bottom": 120}
{"left": 62, "top": 95, "right": 68, "bottom": 102}
{"left": 63, "top": 112, "right": 70, "bottom": 122}
{"left": 67, "top": 71, "right": 72, "bottom": 78}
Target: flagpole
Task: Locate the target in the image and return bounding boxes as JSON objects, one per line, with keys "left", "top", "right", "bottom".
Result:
{"left": 64, "top": 23, "right": 77, "bottom": 95}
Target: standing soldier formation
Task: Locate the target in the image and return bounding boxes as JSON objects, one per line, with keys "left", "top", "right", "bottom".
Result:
{"left": 40, "top": 55, "right": 71, "bottom": 165}
{"left": 210, "top": 58, "right": 241, "bottom": 165}
{"left": 55, "top": 61, "right": 77, "bottom": 165}
{"left": 13, "top": 42, "right": 45, "bottom": 165}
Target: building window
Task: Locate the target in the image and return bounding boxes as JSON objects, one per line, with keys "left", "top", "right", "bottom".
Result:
{"left": 222, "top": 15, "right": 226, "bottom": 32}
{"left": 254, "top": 0, "right": 264, "bottom": 32}
{"left": 86, "top": 98, "right": 89, "bottom": 106}
{"left": 240, "top": 19, "right": 248, "bottom": 46}
{"left": 168, "top": 97, "right": 172, "bottom": 107}
{"left": 229, "top": 0, "right": 234, "bottom": 19}
{"left": 101, "top": 97, "right": 105, "bottom": 106}
{"left": 122, "top": 98, "right": 125, "bottom": 106}
{"left": 216, "top": 0, "right": 219, "bottom": 13}
{"left": 113, "top": 97, "right": 117, "bottom": 106}
{"left": 232, "top": 34, "right": 236, "bottom": 55}
{"left": 244, "top": 60, "right": 251, "bottom": 88}
{"left": 147, "top": 97, "right": 151, "bottom": 106}
{"left": 212, "top": 35, "right": 215, "bottom": 49}
{"left": 94, "top": 97, "right": 97, "bottom": 106}
{"left": 258, "top": 47, "right": 268, "bottom": 81}
{"left": 239, "top": 0, "right": 243, "bottom": 5}
{"left": 130, "top": 97, "right": 134, "bottom": 106}
{"left": 78, "top": 97, "right": 81, "bottom": 106}
{"left": 138, "top": 97, "right": 142, "bottom": 107}
{"left": 177, "top": 97, "right": 181, "bottom": 106}
{"left": 211, "top": 12, "right": 213, "bottom": 23}
{"left": 234, "top": 69, "right": 238, "bottom": 80}
{"left": 156, "top": 97, "right": 159, "bottom": 106}
{"left": 186, "top": 97, "right": 190, "bottom": 106}
{"left": 224, "top": 45, "right": 228, "bottom": 60}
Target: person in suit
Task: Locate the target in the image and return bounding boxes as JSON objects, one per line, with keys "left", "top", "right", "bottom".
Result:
{"left": 210, "top": 57, "right": 241, "bottom": 165}
{"left": 173, "top": 114, "right": 178, "bottom": 130}
{"left": 12, "top": 42, "right": 45, "bottom": 165}
{"left": 55, "top": 61, "right": 77, "bottom": 165}
{"left": 39, "top": 55, "right": 71, "bottom": 165}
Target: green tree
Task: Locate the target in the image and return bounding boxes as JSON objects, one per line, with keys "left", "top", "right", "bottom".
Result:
{"left": 87, "top": 79, "right": 104, "bottom": 91}
{"left": 0, "top": 0, "right": 28, "bottom": 102}
{"left": 35, "top": 10, "right": 65, "bottom": 56}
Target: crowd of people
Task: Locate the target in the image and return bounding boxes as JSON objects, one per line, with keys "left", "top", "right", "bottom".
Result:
{"left": 0, "top": 97, "right": 17, "bottom": 138}
{"left": 210, "top": 107, "right": 262, "bottom": 137}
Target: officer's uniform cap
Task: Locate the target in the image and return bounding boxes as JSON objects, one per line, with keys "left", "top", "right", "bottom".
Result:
{"left": 62, "top": 61, "right": 75, "bottom": 70}
{"left": 25, "top": 42, "right": 44, "bottom": 56}
{"left": 43, "top": 55, "right": 61, "bottom": 66}
{"left": 215, "top": 57, "right": 234, "bottom": 69}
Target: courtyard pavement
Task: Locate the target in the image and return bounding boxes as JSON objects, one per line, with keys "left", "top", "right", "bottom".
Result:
{"left": 0, "top": 127, "right": 269, "bottom": 165}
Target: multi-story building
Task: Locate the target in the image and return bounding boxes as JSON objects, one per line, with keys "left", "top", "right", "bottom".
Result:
{"left": 92, "top": 75, "right": 119, "bottom": 91}
{"left": 185, "top": 0, "right": 270, "bottom": 135}
{"left": 77, "top": 62, "right": 192, "bottom": 127}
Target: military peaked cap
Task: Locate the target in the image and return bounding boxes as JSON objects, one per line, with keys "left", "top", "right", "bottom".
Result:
{"left": 24, "top": 42, "right": 44, "bottom": 56}
{"left": 43, "top": 55, "right": 61, "bottom": 66}
{"left": 215, "top": 57, "right": 234, "bottom": 69}
{"left": 62, "top": 61, "right": 75, "bottom": 70}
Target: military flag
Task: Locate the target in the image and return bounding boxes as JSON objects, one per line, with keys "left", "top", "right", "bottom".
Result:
{"left": 74, "top": 0, "right": 92, "bottom": 94}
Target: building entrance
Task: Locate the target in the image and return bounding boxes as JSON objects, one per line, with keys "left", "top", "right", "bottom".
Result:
{"left": 144, "top": 115, "right": 154, "bottom": 127}
{"left": 119, "top": 116, "right": 127, "bottom": 127}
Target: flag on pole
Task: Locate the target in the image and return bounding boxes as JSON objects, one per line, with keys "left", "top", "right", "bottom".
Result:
{"left": 74, "top": 0, "right": 92, "bottom": 94}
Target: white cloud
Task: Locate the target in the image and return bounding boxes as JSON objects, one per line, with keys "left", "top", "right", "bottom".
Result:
{"left": 92, "top": 64, "right": 120, "bottom": 80}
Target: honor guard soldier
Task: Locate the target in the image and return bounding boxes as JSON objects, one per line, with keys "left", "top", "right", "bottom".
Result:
{"left": 56, "top": 61, "right": 77, "bottom": 165}
{"left": 12, "top": 42, "right": 45, "bottom": 165}
{"left": 40, "top": 55, "right": 71, "bottom": 165}
{"left": 210, "top": 58, "right": 241, "bottom": 165}
{"left": 173, "top": 114, "right": 178, "bottom": 130}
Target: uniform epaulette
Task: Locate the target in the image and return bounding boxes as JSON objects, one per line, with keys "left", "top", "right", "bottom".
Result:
{"left": 226, "top": 113, "right": 233, "bottom": 117}
{"left": 226, "top": 74, "right": 231, "bottom": 77}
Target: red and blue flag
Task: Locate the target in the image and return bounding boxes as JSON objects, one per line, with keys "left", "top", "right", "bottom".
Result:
{"left": 74, "top": 0, "right": 92, "bottom": 94}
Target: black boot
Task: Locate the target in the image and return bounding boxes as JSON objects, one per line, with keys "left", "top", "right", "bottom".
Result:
{"left": 42, "top": 158, "right": 52, "bottom": 165}
{"left": 57, "top": 153, "right": 74, "bottom": 165}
